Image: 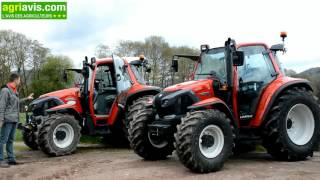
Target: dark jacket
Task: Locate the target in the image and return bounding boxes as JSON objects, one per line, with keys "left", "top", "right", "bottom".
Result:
{"left": 0, "top": 85, "right": 27, "bottom": 123}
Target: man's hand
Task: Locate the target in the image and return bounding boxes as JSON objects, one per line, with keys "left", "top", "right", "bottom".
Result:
{"left": 27, "top": 93, "right": 34, "bottom": 100}
{"left": 0, "top": 120, "right": 3, "bottom": 128}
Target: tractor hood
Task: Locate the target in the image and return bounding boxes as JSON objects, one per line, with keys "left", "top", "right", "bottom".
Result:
{"left": 153, "top": 79, "right": 214, "bottom": 118}
{"left": 39, "top": 87, "right": 80, "bottom": 101}
{"left": 163, "top": 79, "right": 214, "bottom": 100}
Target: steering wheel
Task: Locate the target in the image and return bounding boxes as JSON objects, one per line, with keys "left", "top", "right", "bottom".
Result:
{"left": 239, "top": 81, "right": 263, "bottom": 92}
{"left": 209, "top": 70, "right": 226, "bottom": 82}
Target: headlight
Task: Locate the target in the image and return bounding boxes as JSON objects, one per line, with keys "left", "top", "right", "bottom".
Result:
{"left": 66, "top": 100, "right": 76, "bottom": 105}
{"left": 146, "top": 96, "right": 154, "bottom": 105}
{"left": 161, "top": 99, "right": 169, "bottom": 107}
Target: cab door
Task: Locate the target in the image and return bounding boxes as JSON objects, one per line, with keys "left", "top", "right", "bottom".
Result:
{"left": 237, "top": 45, "right": 277, "bottom": 124}
{"left": 108, "top": 54, "right": 133, "bottom": 125}
{"left": 93, "top": 64, "right": 117, "bottom": 116}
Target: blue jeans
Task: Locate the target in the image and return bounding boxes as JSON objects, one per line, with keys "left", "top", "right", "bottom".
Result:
{"left": 0, "top": 122, "right": 17, "bottom": 162}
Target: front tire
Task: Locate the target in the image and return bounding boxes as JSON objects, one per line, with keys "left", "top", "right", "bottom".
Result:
{"left": 22, "top": 129, "right": 38, "bottom": 150}
{"left": 129, "top": 107, "right": 174, "bottom": 160}
{"left": 175, "top": 110, "right": 234, "bottom": 173}
{"left": 263, "top": 87, "right": 320, "bottom": 160}
{"left": 38, "top": 114, "right": 81, "bottom": 156}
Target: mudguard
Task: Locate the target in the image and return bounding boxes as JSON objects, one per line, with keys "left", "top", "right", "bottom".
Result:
{"left": 250, "top": 77, "right": 313, "bottom": 127}
{"left": 125, "top": 86, "right": 161, "bottom": 108}
{"left": 188, "top": 97, "right": 239, "bottom": 130}
{"left": 46, "top": 103, "right": 82, "bottom": 120}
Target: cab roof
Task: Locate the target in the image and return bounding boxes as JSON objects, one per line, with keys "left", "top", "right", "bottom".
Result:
{"left": 95, "top": 56, "right": 142, "bottom": 65}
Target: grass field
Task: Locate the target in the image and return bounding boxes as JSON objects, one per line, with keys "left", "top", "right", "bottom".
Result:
{"left": 16, "top": 113, "right": 102, "bottom": 144}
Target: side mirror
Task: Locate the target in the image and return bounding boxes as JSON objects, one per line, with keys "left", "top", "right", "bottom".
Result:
{"left": 171, "top": 59, "right": 178, "bottom": 72}
{"left": 233, "top": 51, "right": 244, "bottom": 66}
{"left": 270, "top": 44, "right": 285, "bottom": 52}
{"left": 116, "top": 74, "right": 121, "bottom": 81}
{"left": 145, "top": 64, "right": 152, "bottom": 73}
{"left": 91, "top": 57, "right": 96, "bottom": 64}
{"left": 171, "top": 55, "right": 179, "bottom": 72}
{"left": 201, "top": 44, "right": 210, "bottom": 52}
{"left": 63, "top": 70, "right": 68, "bottom": 82}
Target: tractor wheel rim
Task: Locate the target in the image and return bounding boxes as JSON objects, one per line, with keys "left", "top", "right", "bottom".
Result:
{"left": 53, "top": 123, "right": 75, "bottom": 149}
{"left": 199, "top": 124, "right": 224, "bottom": 158}
{"left": 148, "top": 132, "right": 168, "bottom": 148}
{"left": 286, "top": 103, "right": 315, "bottom": 146}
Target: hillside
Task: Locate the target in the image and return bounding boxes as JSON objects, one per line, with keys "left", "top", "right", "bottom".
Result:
{"left": 285, "top": 67, "right": 320, "bottom": 103}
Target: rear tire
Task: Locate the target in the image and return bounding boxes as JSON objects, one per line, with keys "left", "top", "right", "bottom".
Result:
{"left": 175, "top": 110, "right": 234, "bottom": 173}
{"left": 22, "top": 129, "right": 38, "bottom": 150}
{"left": 263, "top": 87, "right": 320, "bottom": 160}
{"left": 38, "top": 114, "right": 81, "bottom": 156}
{"left": 129, "top": 107, "right": 174, "bottom": 160}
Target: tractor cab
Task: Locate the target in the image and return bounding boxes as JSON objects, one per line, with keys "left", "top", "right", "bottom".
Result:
{"left": 169, "top": 39, "right": 283, "bottom": 124}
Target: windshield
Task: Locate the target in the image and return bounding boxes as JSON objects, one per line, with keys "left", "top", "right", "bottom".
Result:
{"left": 130, "top": 65, "right": 146, "bottom": 84}
{"left": 194, "top": 47, "right": 226, "bottom": 81}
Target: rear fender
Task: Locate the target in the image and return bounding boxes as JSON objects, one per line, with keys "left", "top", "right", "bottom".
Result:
{"left": 188, "top": 97, "right": 239, "bottom": 132}
{"left": 250, "top": 77, "right": 313, "bottom": 127}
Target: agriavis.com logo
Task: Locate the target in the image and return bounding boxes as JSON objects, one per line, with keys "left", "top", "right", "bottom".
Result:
{"left": 1, "top": 1, "right": 67, "bottom": 19}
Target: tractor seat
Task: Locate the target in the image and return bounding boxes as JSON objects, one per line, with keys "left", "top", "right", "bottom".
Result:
{"left": 94, "top": 89, "right": 117, "bottom": 115}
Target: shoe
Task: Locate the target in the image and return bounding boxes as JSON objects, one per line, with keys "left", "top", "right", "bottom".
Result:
{"left": 8, "top": 161, "right": 22, "bottom": 165}
{"left": 0, "top": 161, "right": 10, "bottom": 168}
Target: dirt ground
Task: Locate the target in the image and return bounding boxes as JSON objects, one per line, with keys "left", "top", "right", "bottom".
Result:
{"left": 0, "top": 144, "right": 319, "bottom": 180}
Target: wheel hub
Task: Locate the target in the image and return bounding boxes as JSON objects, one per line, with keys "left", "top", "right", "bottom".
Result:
{"left": 199, "top": 125, "right": 224, "bottom": 159}
{"left": 53, "top": 123, "right": 75, "bottom": 149}
{"left": 56, "top": 130, "right": 67, "bottom": 141}
{"left": 286, "top": 104, "right": 315, "bottom": 146}
{"left": 201, "top": 135, "right": 215, "bottom": 148}
{"left": 287, "top": 119, "right": 293, "bottom": 129}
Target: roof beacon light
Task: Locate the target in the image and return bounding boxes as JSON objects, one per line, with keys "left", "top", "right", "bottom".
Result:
{"left": 280, "top": 31, "right": 287, "bottom": 43}
{"left": 139, "top": 55, "right": 145, "bottom": 61}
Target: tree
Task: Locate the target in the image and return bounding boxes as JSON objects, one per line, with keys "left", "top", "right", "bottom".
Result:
{"left": 29, "top": 40, "right": 50, "bottom": 80}
{"left": 170, "top": 46, "right": 198, "bottom": 85}
{"left": 0, "top": 30, "right": 50, "bottom": 97}
{"left": 31, "top": 55, "right": 74, "bottom": 97}
{"left": 114, "top": 36, "right": 198, "bottom": 87}
{"left": 95, "top": 44, "right": 112, "bottom": 58}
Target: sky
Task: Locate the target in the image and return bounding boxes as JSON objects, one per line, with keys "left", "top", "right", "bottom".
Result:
{"left": 1, "top": 0, "right": 320, "bottom": 72}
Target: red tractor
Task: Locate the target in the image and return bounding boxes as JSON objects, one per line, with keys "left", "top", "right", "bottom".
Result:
{"left": 21, "top": 55, "right": 160, "bottom": 156}
{"left": 129, "top": 34, "right": 320, "bottom": 173}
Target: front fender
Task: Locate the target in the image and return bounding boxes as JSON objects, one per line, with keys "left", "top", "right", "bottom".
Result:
{"left": 188, "top": 97, "right": 239, "bottom": 130}
{"left": 188, "top": 97, "right": 226, "bottom": 109}
{"left": 126, "top": 86, "right": 161, "bottom": 108}
{"left": 46, "top": 103, "right": 82, "bottom": 114}
{"left": 160, "top": 89, "right": 199, "bottom": 108}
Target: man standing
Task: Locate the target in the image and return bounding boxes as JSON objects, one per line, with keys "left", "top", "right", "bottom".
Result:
{"left": 0, "top": 73, "right": 33, "bottom": 168}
